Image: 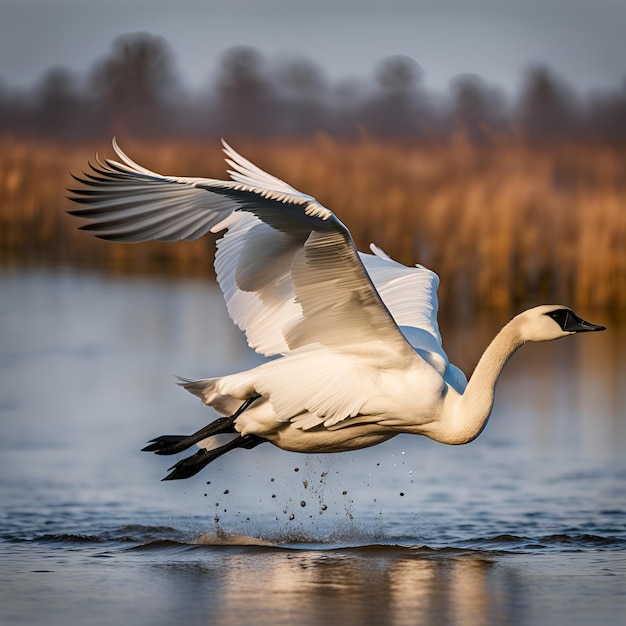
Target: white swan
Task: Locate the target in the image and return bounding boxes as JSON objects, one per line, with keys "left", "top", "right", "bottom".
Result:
{"left": 68, "top": 140, "right": 605, "bottom": 480}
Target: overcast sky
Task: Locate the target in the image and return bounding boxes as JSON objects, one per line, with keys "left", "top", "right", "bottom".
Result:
{"left": 1, "top": 0, "right": 625, "bottom": 95}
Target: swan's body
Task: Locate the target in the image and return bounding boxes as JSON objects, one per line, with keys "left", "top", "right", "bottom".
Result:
{"left": 69, "top": 141, "right": 604, "bottom": 480}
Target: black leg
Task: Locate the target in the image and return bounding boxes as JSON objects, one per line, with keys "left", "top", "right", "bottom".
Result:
{"left": 141, "top": 416, "right": 237, "bottom": 455}
{"left": 162, "top": 435, "right": 266, "bottom": 481}
{"left": 141, "top": 395, "right": 261, "bottom": 455}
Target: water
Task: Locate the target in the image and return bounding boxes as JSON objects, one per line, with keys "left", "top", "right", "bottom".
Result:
{"left": 1, "top": 268, "right": 625, "bottom": 626}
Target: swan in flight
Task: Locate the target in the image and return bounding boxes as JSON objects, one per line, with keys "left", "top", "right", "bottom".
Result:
{"left": 68, "top": 140, "right": 605, "bottom": 481}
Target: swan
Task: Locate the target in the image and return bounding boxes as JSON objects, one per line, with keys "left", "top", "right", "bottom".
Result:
{"left": 68, "top": 140, "right": 605, "bottom": 481}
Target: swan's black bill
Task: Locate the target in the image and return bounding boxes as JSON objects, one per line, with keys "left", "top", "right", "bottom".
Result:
{"left": 549, "top": 309, "right": 606, "bottom": 333}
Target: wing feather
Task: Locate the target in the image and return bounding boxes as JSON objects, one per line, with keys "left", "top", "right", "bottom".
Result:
{"left": 68, "top": 141, "right": 414, "bottom": 357}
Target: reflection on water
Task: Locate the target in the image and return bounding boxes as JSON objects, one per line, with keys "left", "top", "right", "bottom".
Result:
{"left": 208, "top": 549, "right": 502, "bottom": 626}
{"left": 1, "top": 268, "right": 625, "bottom": 626}
{"left": 136, "top": 541, "right": 625, "bottom": 626}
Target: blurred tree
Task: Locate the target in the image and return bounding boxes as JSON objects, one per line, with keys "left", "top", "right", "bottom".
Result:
{"left": 0, "top": 79, "right": 33, "bottom": 135}
{"left": 518, "top": 66, "right": 579, "bottom": 140}
{"left": 274, "top": 57, "right": 329, "bottom": 135}
{"left": 213, "top": 46, "right": 276, "bottom": 137}
{"left": 586, "top": 79, "right": 626, "bottom": 141}
{"left": 450, "top": 74, "right": 509, "bottom": 141}
{"left": 32, "top": 68, "right": 90, "bottom": 138}
{"left": 88, "top": 32, "right": 179, "bottom": 138}
{"left": 1, "top": 31, "right": 625, "bottom": 143}
{"left": 362, "top": 55, "right": 425, "bottom": 136}
{"left": 376, "top": 55, "right": 421, "bottom": 93}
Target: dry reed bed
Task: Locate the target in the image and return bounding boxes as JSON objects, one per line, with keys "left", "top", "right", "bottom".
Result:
{"left": 1, "top": 136, "right": 625, "bottom": 310}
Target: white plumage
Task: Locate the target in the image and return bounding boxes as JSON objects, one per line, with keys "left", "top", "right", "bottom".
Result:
{"left": 68, "top": 140, "right": 604, "bottom": 480}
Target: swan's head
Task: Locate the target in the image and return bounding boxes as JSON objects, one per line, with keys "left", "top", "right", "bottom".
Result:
{"left": 518, "top": 305, "right": 606, "bottom": 342}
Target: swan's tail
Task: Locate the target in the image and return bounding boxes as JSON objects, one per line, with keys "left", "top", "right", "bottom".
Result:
{"left": 176, "top": 375, "right": 254, "bottom": 415}
{"left": 177, "top": 375, "right": 217, "bottom": 402}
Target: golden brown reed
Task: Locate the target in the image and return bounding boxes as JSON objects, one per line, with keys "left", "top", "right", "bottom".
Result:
{"left": 1, "top": 135, "right": 625, "bottom": 311}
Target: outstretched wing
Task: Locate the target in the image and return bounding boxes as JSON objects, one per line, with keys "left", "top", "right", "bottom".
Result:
{"left": 68, "top": 140, "right": 415, "bottom": 358}
{"left": 360, "top": 245, "right": 448, "bottom": 368}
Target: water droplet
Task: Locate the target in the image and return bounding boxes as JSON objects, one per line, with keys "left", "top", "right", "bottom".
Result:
{"left": 294, "top": 467, "right": 300, "bottom": 472}
{"left": 270, "top": 477, "right": 275, "bottom": 482}
{"left": 300, "top": 500, "right": 306, "bottom": 507}
{"left": 401, "top": 451, "right": 406, "bottom": 455}
{"left": 206, "top": 481, "right": 211, "bottom": 485}
{"left": 342, "top": 491, "right": 347, "bottom": 495}
{"left": 271, "top": 494, "right": 276, "bottom": 498}
{"left": 223, "top": 489, "right": 229, "bottom": 495}
{"left": 400, "top": 492, "right": 405, "bottom": 497}
{"left": 321, "top": 504, "right": 327, "bottom": 511}
{"left": 288, "top": 513, "right": 295, "bottom": 521}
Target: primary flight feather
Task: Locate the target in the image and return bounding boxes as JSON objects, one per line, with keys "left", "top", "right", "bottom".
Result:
{"left": 68, "top": 140, "right": 604, "bottom": 480}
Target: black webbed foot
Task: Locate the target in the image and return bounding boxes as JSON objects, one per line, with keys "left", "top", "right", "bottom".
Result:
{"left": 162, "top": 435, "right": 266, "bottom": 480}
{"left": 141, "top": 417, "right": 236, "bottom": 455}
{"left": 141, "top": 395, "right": 261, "bottom": 456}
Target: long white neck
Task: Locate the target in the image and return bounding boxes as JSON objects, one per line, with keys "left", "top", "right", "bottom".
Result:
{"left": 439, "top": 318, "right": 525, "bottom": 444}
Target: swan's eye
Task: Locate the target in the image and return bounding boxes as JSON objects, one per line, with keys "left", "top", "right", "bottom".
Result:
{"left": 545, "top": 309, "right": 570, "bottom": 327}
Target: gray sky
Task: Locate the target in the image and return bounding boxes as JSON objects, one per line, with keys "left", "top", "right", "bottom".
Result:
{"left": 1, "top": 0, "right": 625, "bottom": 95}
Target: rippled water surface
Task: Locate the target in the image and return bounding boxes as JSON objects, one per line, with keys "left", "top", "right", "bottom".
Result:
{"left": 1, "top": 269, "right": 625, "bottom": 625}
